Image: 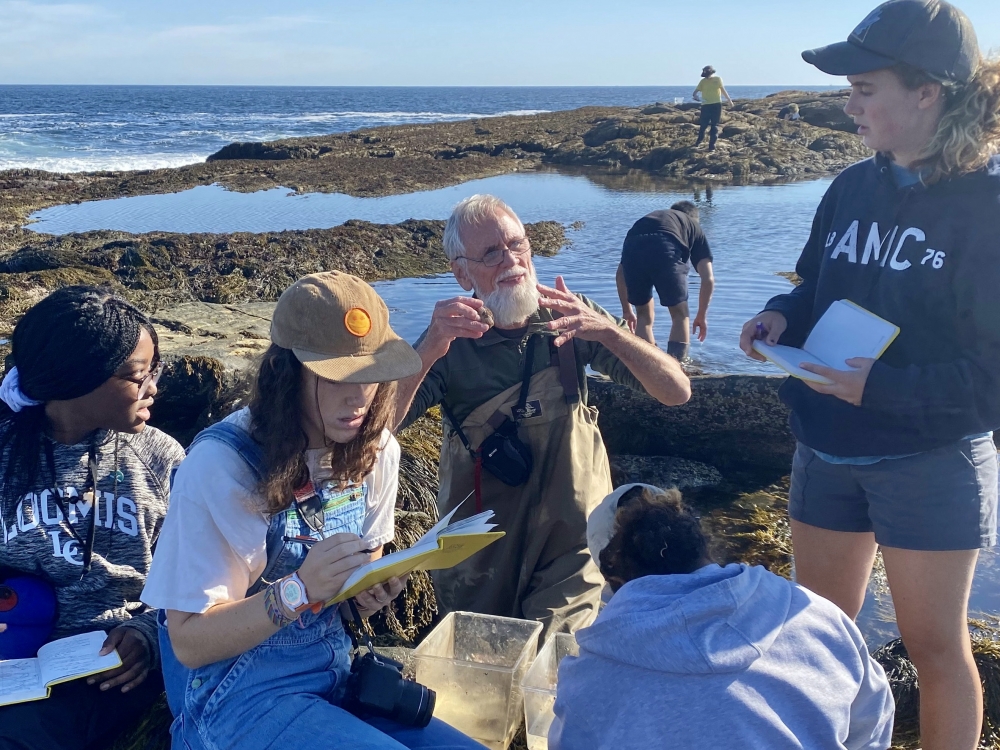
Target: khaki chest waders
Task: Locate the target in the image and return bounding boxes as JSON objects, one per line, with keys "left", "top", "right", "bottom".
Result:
{"left": 435, "top": 348, "right": 609, "bottom": 636}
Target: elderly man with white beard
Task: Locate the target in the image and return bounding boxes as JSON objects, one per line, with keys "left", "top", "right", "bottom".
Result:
{"left": 394, "top": 194, "right": 690, "bottom": 635}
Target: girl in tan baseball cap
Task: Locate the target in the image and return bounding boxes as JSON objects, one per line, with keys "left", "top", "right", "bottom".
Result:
{"left": 143, "top": 273, "right": 480, "bottom": 748}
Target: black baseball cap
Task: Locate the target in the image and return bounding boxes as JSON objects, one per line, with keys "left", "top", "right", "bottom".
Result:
{"left": 802, "top": 0, "right": 980, "bottom": 83}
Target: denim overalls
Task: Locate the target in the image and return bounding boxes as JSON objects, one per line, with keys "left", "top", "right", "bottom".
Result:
{"left": 158, "top": 422, "right": 479, "bottom": 750}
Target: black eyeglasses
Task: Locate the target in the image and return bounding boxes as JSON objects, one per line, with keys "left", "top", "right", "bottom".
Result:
{"left": 116, "top": 361, "right": 164, "bottom": 400}
{"left": 458, "top": 238, "right": 531, "bottom": 268}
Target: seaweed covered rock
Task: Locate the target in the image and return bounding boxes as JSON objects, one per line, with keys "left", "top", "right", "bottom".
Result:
{"left": 1, "top": 91, "right": 861, "bottom": 242}
{"left": 874, "top": 620, "right": 1000, "bottom": 749}
{"left": 0, "top": 220, "right": 566, "bottom": 343}
{"left": 589, "top": 374, "right": 794, "bottom": 483}
{"left": 610, "top": 454, "right": 723, "bottom": 491}
{"left": 370, "top": 407, "right": 445, "bottom": 643}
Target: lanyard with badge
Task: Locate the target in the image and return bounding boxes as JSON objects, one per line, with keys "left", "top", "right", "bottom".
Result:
{"left": 43, "top": 439, "right": 107, "bottom": 578}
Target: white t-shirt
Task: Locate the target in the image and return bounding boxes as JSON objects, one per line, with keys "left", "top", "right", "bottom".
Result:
{"left": 142, "top": 408, "right": 398, "bottom": 614}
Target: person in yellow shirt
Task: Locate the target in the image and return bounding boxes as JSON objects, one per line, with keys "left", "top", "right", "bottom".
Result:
{"left": 692, "top": 66, "right": 733, "bottom": 151}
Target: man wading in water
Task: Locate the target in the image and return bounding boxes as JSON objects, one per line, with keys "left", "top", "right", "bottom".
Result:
{"left": 394, "top": 194, "right": 690, "bottom": 636}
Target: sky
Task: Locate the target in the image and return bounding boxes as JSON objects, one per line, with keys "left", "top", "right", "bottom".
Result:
{"left": 1, "top": 0, "right": 999, "bottom": 86}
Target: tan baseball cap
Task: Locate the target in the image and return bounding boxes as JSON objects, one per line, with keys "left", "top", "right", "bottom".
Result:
{"left": 271, "top": 271, "right": 422, "bottom": 383}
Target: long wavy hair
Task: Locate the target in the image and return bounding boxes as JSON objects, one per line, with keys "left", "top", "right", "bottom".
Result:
{"left": 247, "top": 344, "right": 396, "bottom": 516}
{"left": 895, "top": 57, "right": 1000, "bottom": 184}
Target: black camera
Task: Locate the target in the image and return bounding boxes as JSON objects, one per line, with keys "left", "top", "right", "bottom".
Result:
{"left": 345, "top": 650, "right": 436, "bottom": 728}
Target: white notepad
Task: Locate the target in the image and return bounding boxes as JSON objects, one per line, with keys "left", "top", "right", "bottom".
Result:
{"left": 753, "top": 300, "right": 899, "bottom": 385}
{"left": 0, "top": 631, "right": 121, "bottom": 707}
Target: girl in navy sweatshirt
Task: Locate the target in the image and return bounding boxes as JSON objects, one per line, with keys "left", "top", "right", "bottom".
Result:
{"left": 741, "top": 2, "right": 999, "bottom": 748}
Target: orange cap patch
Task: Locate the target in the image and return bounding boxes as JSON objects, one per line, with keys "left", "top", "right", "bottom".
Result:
{"left": 344, "top": 308, "right": 373, "bottom": 337}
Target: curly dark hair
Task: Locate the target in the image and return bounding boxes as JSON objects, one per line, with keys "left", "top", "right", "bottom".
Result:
{"left": 247, "top": 344, "right": 396, "bottom": 516}
{"left": 599, "top": 486, "right": 712, "bottom": 589}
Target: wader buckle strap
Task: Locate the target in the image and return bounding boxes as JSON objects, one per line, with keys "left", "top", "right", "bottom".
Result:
{"left": 556, "top": 341, "right": 580, "bottom": 405}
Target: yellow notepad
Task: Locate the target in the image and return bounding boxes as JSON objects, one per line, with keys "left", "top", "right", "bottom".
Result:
{"left": 753, "top": 300, "right": 899, "bottom": 385}
{"left": 328, "top": 503, "right": 505, "bottom": 605}
{"left": 0, "top": 631, "right": 122, "bottom": 707}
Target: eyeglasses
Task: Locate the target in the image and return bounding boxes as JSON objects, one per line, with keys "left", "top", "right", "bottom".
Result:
{"left": 117, "top": 361, "right": 164, "bottom": 401}
{"left": 459, "top": 238, "right": 531, "bottom": 268}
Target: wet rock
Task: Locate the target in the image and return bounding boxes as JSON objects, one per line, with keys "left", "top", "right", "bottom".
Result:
{"left": 148, "top": 301, "right": 273, "bottom": 442}
{"left": 610, "top": 454, "right": 723, "bottom": 491}
{"left": 0, "top": 221, "right": 566, "bottom": 339}
{"left": 589, "top": 374, "right": 794, "bottom": 482}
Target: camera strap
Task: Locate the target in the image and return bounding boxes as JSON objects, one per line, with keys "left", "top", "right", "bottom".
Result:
{"left": 441, "top": 335, "right": 537, "bottom": 512}
{"left": 342, "top": 597, "right": 374, "bottom": 654}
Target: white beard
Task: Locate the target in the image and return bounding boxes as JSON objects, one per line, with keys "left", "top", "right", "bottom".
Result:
{"left": 476, "top": 265, "right": 540, "bottom": 328}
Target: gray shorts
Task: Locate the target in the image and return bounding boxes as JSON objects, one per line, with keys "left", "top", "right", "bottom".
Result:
{"left": 789, "top": 437, "right": 998, "bottom": 551}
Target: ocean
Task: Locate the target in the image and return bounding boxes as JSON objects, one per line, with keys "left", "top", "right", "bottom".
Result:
{"left": 0, "top": 84, "right": 839, "bottom": 173}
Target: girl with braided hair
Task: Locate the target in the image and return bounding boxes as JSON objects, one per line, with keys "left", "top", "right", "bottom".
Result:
{"left": 0, "top": 286, "right": 185, "bottom": 750}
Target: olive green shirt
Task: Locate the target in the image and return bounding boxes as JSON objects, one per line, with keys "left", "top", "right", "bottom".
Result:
{"left": 401, "top": 294, "right": 646, "bottom": 429}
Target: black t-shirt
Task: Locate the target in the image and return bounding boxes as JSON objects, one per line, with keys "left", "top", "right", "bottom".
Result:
{"left": 622, "top": 210, "right": 713, "bottom": 266}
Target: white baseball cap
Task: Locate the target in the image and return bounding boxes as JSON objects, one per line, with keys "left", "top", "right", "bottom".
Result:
{"left": 587, "top": 483, "right": 662, "bottom": 567}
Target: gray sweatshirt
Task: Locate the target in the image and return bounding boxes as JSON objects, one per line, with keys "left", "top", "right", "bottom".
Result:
{"left": 550, "top": 564, "right": 895, "bottom": 750}
{"left": 0, "top": 426, "right": 184, "bottom": 667}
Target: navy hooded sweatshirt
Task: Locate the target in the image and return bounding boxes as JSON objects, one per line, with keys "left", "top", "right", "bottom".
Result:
{"left": 764, "top": 154, "right": 1000, "bottom": 457}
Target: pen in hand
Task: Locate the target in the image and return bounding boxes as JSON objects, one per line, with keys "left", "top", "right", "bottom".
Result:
{"left": 284, "top": 535, "right": 378, "bottom": 555}
{"left": 284, "top": 535, "right": 319, "bottom": 546}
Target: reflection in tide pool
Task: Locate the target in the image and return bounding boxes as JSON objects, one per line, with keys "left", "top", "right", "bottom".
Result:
{"left": 27, "top": 170, "right": 832, "bottom": 376}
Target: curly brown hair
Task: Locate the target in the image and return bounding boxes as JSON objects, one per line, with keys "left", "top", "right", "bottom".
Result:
{"left": 599, "top": 486, "right": 711, "bottom": 589}
{"left": 247, "top": 344, "right": 397, "bottom": 516}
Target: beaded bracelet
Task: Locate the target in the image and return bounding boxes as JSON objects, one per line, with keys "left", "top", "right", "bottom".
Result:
{"left": 263, "top": 581, "right": 296, "bottom": 628}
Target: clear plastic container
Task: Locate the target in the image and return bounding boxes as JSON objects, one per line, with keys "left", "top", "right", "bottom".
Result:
{"left": 414, "top": 612, "right": 543, "bottom": 749}
{"left": 520, "top": 633, "right": 579, "bottom": 750}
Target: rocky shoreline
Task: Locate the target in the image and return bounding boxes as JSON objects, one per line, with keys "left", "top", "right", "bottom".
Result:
{"left": 0, "top": 220, "right": 566, "bottom": 340}
{"left": 1, "top": 90, "right": 862, "bottom": 231}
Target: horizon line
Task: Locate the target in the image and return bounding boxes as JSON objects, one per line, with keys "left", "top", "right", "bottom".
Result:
{"left": 0, "top": 83, "right": 844, "bottom": 89}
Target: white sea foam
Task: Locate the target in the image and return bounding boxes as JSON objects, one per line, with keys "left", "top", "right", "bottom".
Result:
{"left": 0, "top": 108, "right": 552, "bottom": 172}
{"left": 0, "top": 153, "right": 211, "bottom": 173}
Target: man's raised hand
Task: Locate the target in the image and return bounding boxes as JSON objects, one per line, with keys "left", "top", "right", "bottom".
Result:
{"left": 420, "top": 296, "right": 490, "bottom": 360}
{"left": 538, "top": 276, "right": 616, "bottom": 347}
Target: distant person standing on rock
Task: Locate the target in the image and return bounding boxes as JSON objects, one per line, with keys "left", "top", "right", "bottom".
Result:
{"left": 693, "top": 65, "right": 733, "bottom": 151}
{"left": 741, "top": 1, "right": 1000, "bottom": 747}
{"left": 616, "top": 201, "right": 715, "bottom": 360}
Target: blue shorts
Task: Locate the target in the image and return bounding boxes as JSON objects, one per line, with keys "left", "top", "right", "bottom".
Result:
{"left": 789, "top": 437, "right": 998, "bottom": 551}
{"left": 621, "top": 234, "right": 690, "bottom": 308}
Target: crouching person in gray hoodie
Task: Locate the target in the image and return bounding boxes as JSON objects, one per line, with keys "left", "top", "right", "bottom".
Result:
{"left": 549, "top": 483, "right": 895, "bottom": 750}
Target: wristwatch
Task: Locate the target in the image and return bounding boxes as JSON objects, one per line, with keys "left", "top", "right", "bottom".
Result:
{"left": 277, "top": 572, "right": 311, "bottom": 615}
